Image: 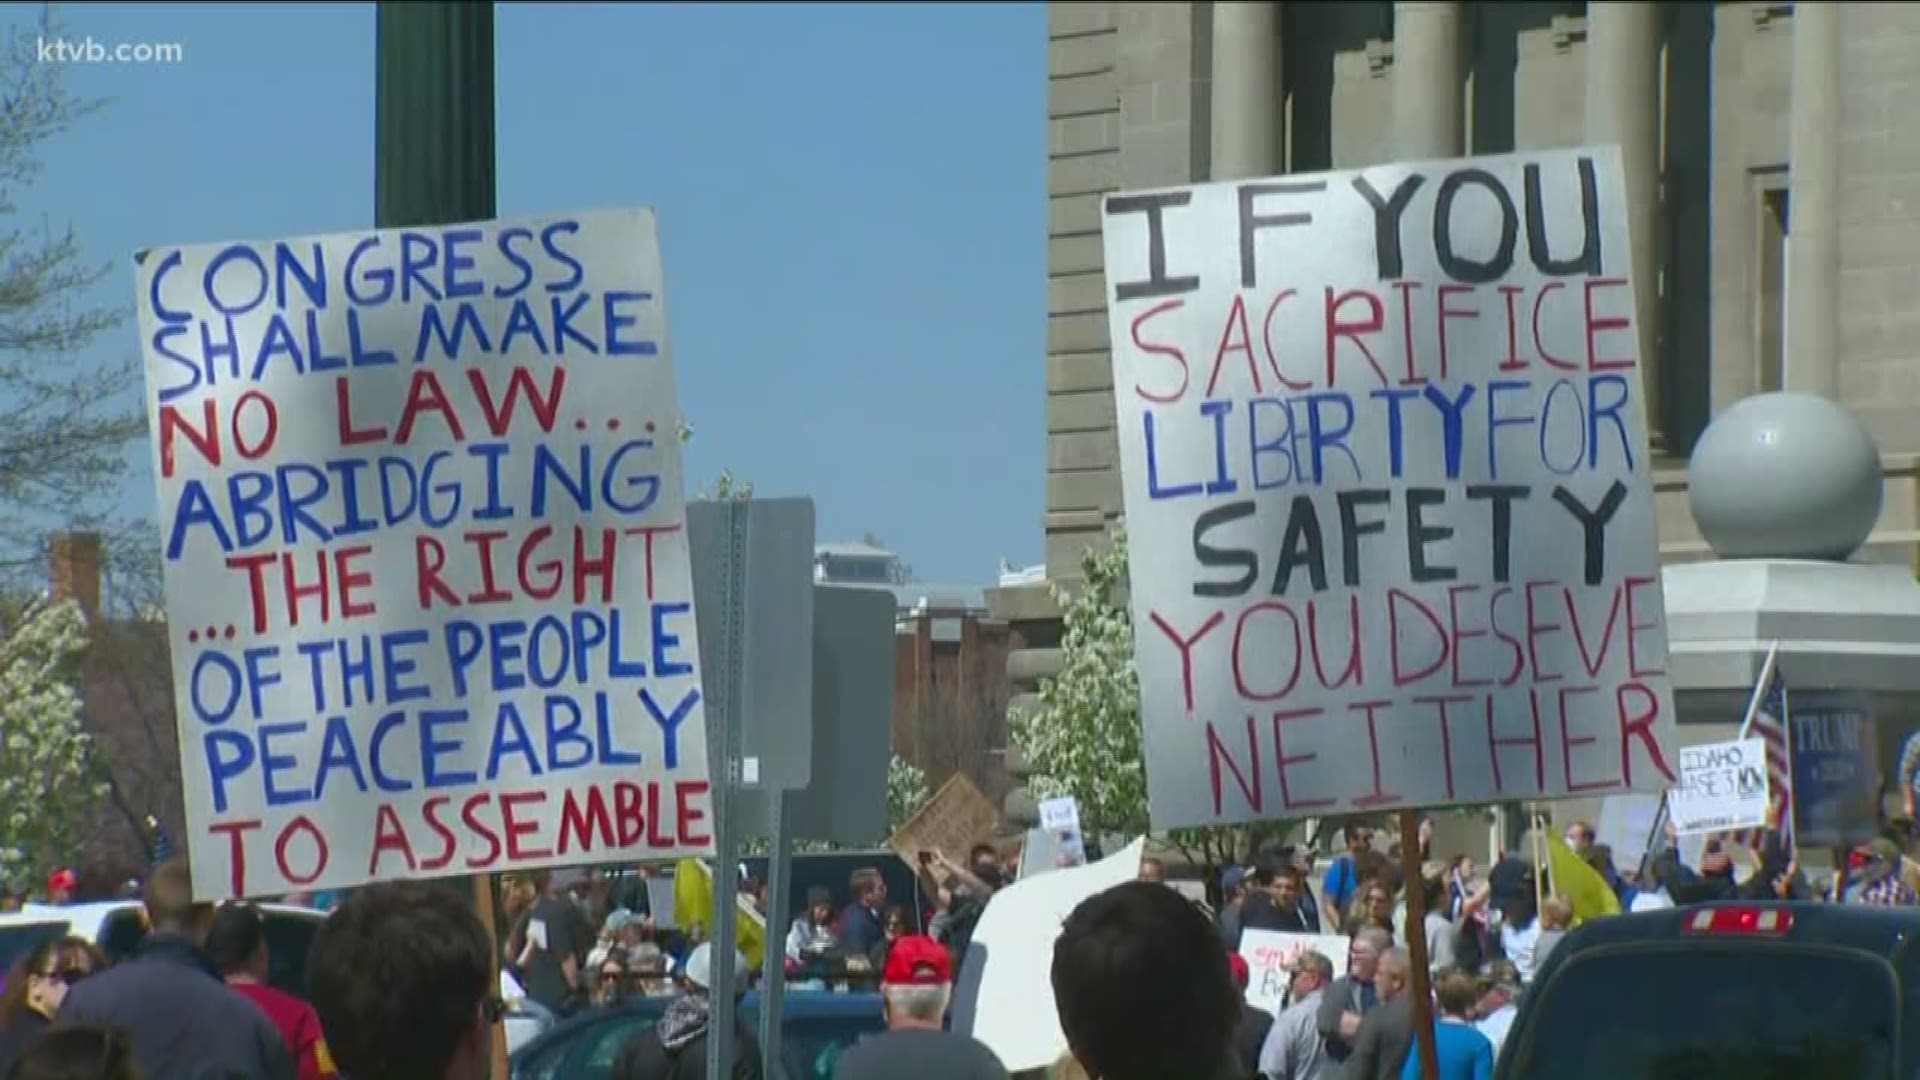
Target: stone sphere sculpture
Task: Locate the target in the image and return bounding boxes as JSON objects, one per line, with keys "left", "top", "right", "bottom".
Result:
{"left": 1688, "top": 392, "right": 1882, "bottom": 561}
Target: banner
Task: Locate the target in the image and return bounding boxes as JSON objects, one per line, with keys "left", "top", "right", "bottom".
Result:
{"left": 1667, "top": 738, "right": 1769, "bottom": 836}
{"left": 136, "top": 211, "right": 713, "bottom": 897}
{"left": 1790, "top": 691, "right": 1879, "bottom": 847}
{"left": 1100, "top": 148, "right": 1677, "bottom": 829}
{"left": 1238, "top": 929, "right": 1350, "bottom": 1016}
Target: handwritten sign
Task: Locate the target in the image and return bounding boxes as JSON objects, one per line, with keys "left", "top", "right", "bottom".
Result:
{"left": 1037, "top": 795, "right": 1088, "bottom": 868}
{"left": 1239, "top": 929, "right": 1350, "bottom": 1016}
{"left": 136, "top": 211, "right": 713, "bottom": 898}
{"left": 1100, "top": 148, "right": 1677, "bottom": 829}
{"left": 887, "top": 774, "right": 1000, "bottom": 867}
{"left": 1668, "top": 738, "right": 1769, "bottom": 835}
{"left": 1791, "top": 691, "right": 1879, "bottom": 847}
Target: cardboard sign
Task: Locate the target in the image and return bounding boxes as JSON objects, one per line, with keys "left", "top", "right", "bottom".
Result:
{"left": 1099, "top": 148, "right": 1677, "bottom": 829}
{"left": 136, "top": 211, "right": 713, "bottom": 898}
{"left": 1668, "top": 738, "right": 1770, "bottom": 836}
{"left": 887, "top": 774, "right": 1000, "bottom": 866}
{"left": 1239, "top": 929, "right": 1351, "bottom": 1016}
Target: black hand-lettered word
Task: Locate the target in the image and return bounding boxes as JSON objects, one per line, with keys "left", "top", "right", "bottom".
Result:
{"left": 1190, "top": 480, "right": 1628, "bottom": 597}
{"left": 1105, "top": 156, "right": 1604, "bottom": 293}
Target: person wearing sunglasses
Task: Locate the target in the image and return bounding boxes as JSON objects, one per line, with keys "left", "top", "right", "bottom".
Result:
{"left": 0, "top": 935, "right": 103, "bottom": 1072}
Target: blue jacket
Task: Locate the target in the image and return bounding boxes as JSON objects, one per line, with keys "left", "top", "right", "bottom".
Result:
{"left": 60, "top": 934, "right": 295, "bottom": 1080}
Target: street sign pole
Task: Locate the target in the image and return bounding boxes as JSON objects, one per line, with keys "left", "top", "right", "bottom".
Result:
{"left": 760, "top": 790, "right": 792, "bottom": 1074}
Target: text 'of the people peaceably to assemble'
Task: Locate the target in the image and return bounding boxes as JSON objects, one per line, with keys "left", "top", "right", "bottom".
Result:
{"left": 1101, "top": 147, "right": 1679, "bottom": 830}
{"left": 136, "top": 209, "right": 717, "bottom": 899}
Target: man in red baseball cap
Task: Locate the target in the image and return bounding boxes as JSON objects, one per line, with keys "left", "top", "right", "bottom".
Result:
{"left": 830, "top": 934, "right": 1008, "bottom": 1079}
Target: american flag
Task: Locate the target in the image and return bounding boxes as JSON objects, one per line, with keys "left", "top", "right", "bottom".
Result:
{"left": 1732, "top": 663, "right": 1793, "bottom": 857}
{"left": 146, "top": 815, "right": 175, "bottom": 866}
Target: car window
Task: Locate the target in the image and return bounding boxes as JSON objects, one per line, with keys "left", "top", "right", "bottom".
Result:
{"left": 261, "top": 913, "right": 318, "bottom": 997}
{"left": 1506, "top": 948, "right": 1896, "bottom": 1080}
{"left": 517, "top": 1036, "right": 568, "bottom": 1080}
{"left": 0, "top": 922, "right": 68, "bottom": 972}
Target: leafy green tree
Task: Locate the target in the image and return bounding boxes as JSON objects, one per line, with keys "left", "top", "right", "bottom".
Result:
{"left": 887, "top": 754, "right": 929, "bottom": 830}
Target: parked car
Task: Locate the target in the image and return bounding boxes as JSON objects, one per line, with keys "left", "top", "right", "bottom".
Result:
{"left": 511, "top": 990, "right": 885, "bottom": 1080}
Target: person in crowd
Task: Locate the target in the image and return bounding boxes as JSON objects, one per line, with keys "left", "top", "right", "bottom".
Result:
{"left": 1854, "top": 838, "right": 1918, "bottom": 905}
{"left": 839, "top": 869, "right": 889, "bottom": 958}
{"left": 921, "top": 853, "right": 1000, "bottom": 965}
{"left": 1223, "top": 953, "right": 1271, "bottom": 1078}
{"left": 308, "top": 881, "right": 496, "bottom": 1080}
{"left": 7, "top": 1025, "right": 138, "bottom": 1080}
{"left": 1410, "top": 970, "right": 1495, "bottom": 1080}
{"left": 1485, "top": 858, "right": 1543, "bottom": 983}
{"left": 1137, "top": 858, "right": 1165, "bottom": 884}
{"left": 786, "top": 887, "right": 840, "bottom": 967}
{"left": 1562, "top": 822, "right": 1595, "bottom": 858}
{"left": 1257, "top": 949, "right": 1332, "bottom": 1080}
{"left": 59, "top": 856, "right": 293, "bottom": 1080}
{"left": 1444, "top": 856, "right": 1477, "bottom": 920}
{"left": 1242, "top": 855, "right": 1312, "bottom": 936}
{"left": 1217, "top": 866, "right": 1250, "bottom": 949}
{"left": 1472, "top": 962, "right": 1522, "bottom": 1057}
{"left": 523, "top": 870, "right": 592, "bottom": 1017}
{"left": 1316, "top": 928, "right": 1390, "bottom": 1068}
{"left": 832, "top": 934, "right": 1007, "bottom": 1079}
{"left": 42, "top": 871, "right": 73, "bottom": 907}
{"left": 0, "top": 936, "right": 101, "bottom": 1072}
{"left": 1582, "top": 844, "right": 1638, "bottom": 909}
{"left": 1344, "top": 880, "right": 1397, "bottom": 942}
{"left": 1415, "top": 864, "right": 1457, "bottom": 975}
{"left": 611, "top": 942, "right": 761, "bottom": 1080}
{"left": 868, "top": 905, "right": 911, "bottom": 975}
{"left": 630, "top": 942, "right": 672, "bottom": 997}
{"left": 1414, "top": 817, "right": 1436, "bottom": 863}
{"left": 1532, "top": 897, "right": 1573, "bottom": 971}
{"left": 1346, "top": 946, "right": 1414, "bottom": 1080}
{"left": 594, "top": 947, "right": 632, "bottom": 1008}
{"left": 1287, "top": 845, "right": 1323, "bottom": 932}
{"left": 1322, "top": 825, "right": 1373, "bottom": 926}
{"left": 589, "top": 909, "right": 641, "bottom": 973}
{"left": 1052, "top": 881, "right": 1241, "bottom": 1080}
{"left": 208, "top": 902, "right": 337, "bottom": 1080}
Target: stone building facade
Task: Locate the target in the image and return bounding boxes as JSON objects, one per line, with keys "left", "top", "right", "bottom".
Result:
{"left": 993, "top": 0, "right": 1920, "bottom": 722}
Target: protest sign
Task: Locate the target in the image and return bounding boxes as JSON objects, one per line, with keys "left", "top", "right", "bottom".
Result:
{"left": 1667, "top": 738, "right": 1769, "bottom": 836}
{"left": 1593, "top": 791, "right": 1663, "bottom": 869}
{"left": 1239, "top": 929, "right": 1350, "bottom": 1016}
{"left": 1038, "top": 795, "right": 1089, "bottom": 867}
{"left": 886, "top": 775, "right": 1000, "bottom": 867}
{"left": 1791, "top": 691, "right": 1879, "bottom": 847}
{"left": 136, "top": 210, "right": 712, "bottom": 898}
{"left": 1101, "top": 148, "right": 1677, "bottom": 829}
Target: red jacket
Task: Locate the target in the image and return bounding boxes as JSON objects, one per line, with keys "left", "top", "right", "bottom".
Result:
{"left": 229, "top": 981, "right": 337, "bottom": 1080}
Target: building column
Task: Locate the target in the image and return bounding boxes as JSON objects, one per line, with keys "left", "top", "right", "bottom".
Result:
{"left": 1785, "top": 1, "right": 1842, "bottom": 399}
{"left": 1210, "top": 1, "right": 1283, "bottom": 179}
{"left": 1584, "top": 1, "right": 1664, "bottom": 447}
{"left": 1392, "top": 1, "right": 1465, "bottom": 159}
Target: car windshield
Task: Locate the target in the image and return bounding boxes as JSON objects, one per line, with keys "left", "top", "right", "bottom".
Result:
{"left": 1506, "top": 948, "right": 1896, "bottom": 1080}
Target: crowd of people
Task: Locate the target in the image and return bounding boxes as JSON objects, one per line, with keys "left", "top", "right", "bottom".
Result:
{"left": 6, "top": 797, "right": 1919, "bottom": 1080}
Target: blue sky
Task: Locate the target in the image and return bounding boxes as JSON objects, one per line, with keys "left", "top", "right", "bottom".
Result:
{"left": 13, "top": 1, "right": 1046, "bottom": 583}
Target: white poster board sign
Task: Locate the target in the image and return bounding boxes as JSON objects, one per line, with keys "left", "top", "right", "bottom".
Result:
{"left": 137, "top": 210, "right": 714, "bottom": 898}
{"left": 1667, "top": 738, "right": 1770, "bottom": 836}
{"left": 1100, "top": 148, "right": 1677, "bottom": 829}
{"left": 1038, "top": 795, "right": 1089, "bottom": 867}
{"left": 1239, "top": 929, "right": 1351, "bottom": 1016}
{"left": 1594, "top": 792, "right": 1664, "bottom": 869}
{"left": 954, "top": 838, "right": 1147, "bottom": 1073}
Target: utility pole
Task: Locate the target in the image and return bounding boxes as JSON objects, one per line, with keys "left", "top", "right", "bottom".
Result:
{"left": 373, "top": 5, "right": 507, "bottom": 1076}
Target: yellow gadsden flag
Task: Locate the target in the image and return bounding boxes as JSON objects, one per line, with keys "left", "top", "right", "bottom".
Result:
{"left": 671, "top": 858, "right": 766, "bottom": 969}
{"left": 1545, "top": 832, "right": 1621, "bottom": 925}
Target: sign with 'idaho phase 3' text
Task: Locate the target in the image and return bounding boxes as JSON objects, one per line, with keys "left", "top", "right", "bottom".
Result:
{"left": 137, "top": 210, "right": 714, "bottom": 898}
{"left": 1102, "top": 148, "right": 1677, "bottom": 830}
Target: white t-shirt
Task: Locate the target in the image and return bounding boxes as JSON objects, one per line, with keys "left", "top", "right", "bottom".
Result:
{"left": 1500, "top": 919, "right": 1542, "bottom": 982}
{"left": 1477, "top": 1002, "right": 1518, "bottom": 1055}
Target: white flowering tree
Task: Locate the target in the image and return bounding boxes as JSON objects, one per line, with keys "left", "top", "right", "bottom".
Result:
{"left": 0, "top": 598, "right": 106, "bottom": 882}
{"left": 887, "top": 754, "right": 929, "bottom": 830}
{"left": 1010, "top": 529, "right": 1283, "bottom": 875}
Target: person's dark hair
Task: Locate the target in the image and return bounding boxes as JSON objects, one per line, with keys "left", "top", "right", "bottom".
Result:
{"left": 968, "top": 843, "right": 998, "bottom": 864}
{"left": 1434, "top": 970, "right": 1480, "bottom": 1017}
{"left": 804, "top": 886, "right": 832, "bottom": 912}
{"left": 0, "top": 937, "right": 101, "bottom": 1030}
{"left": 881, "top": 904, "right": 910, "bottom": 931}
{"left": 142, "top": 856, "right": 206, "bottom": 935}
{"left": 309, "top": 881, "right": 492, "bottom": 1080}
{"left": 1052, "top": 881, "right": 1239, "bottom": 1080}
{"left": 206, "top": 902, "right": 266, "bottom": 975}
{"left": 6, "top": 1024, "right": 137, "bottom": 1080}
{"left": 1250, "top": 846, "right": 1285, "bottom": 887}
